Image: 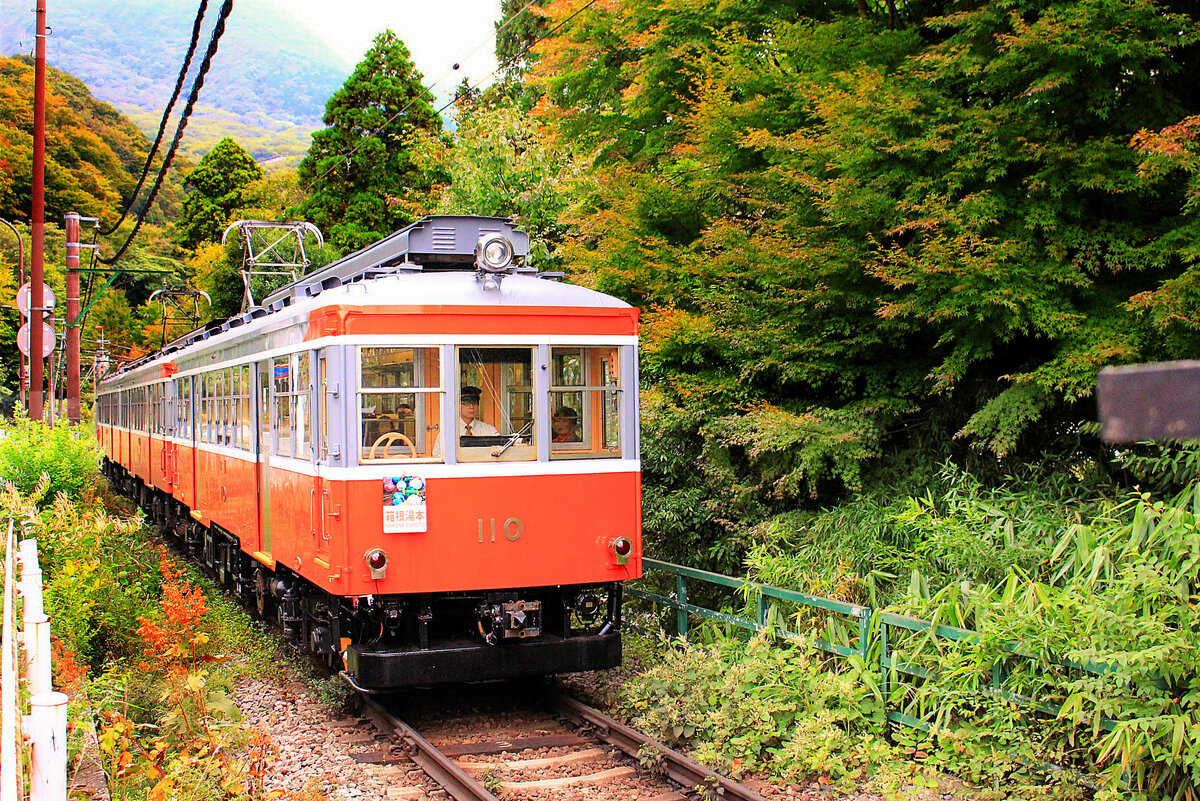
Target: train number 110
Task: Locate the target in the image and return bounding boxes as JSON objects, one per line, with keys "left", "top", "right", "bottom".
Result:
{"left": 477, "top": 518, "right": 522, "bottom": 543}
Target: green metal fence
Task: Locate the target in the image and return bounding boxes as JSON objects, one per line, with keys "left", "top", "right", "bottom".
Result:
{"left": 627, "top": 558, "right": 1113, "bottom": 735}
{"left": 627, "top": 557, "right": 873, "bottom": 661}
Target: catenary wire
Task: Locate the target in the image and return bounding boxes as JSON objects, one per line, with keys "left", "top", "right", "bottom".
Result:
{"left": 99, "top": 0, "right": 235, "bottom": 266}
{"left": 100, "top": 0, "right": 212, "bottom": 237}
{"left": 436, "top": 0, "right": 600, "bottom": 116}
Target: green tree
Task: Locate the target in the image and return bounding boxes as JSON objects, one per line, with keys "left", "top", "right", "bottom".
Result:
{"left": 513, "top": 0, "right": 1200, "bottom": 565}
{"left": 434, "top": 97, "right": 577, "bottom": 262}
{"left": 495, "top": 0, "right": 547, "bottom": 83}
{"left": 175, "top": 138, "right": 263, "bottom": 249}
{"left": 296, "top": 30, "right": 445, "bottom": 252}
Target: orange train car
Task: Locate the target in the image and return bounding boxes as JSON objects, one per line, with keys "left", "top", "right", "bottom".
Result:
{"left": 96, "top": 216, "right": 642, "bottom": 690}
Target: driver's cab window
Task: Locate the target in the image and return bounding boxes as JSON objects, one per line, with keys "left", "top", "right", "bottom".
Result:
{"left": 445, "top": 347, "right": 536, "bottom": 462}
{"left": 360, "top": 347, "right": 441, "bottom": 461}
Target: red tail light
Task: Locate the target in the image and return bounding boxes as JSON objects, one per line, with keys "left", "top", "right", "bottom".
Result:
{"left": 365, "top": 548, "right": 388, "bottom": 578}
{"left": 611, "top": 537, "right": 632, "bottom": 565}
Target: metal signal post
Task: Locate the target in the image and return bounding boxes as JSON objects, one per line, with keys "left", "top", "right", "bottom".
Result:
{"left": 65, "top": 213, "right": 81, "bottom": 424}
{"left": 28, "top": 0, "right": 47, "bottom": 420}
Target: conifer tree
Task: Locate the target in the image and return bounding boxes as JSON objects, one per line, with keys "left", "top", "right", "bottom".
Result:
{"left": 297, "top": 31, "right": 444, "bottom": 252}
{"left": 175, "top": 138, "right": 262, "bottom": 249}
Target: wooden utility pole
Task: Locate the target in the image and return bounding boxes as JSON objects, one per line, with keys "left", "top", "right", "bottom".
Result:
{"left": 28, "top": 0, "right": 47, "bottom": 421}
{"left": 65, "top": 213, "right": 80, "bottom": 424}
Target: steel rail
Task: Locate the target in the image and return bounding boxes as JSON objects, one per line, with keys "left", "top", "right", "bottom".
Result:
{"left": 551, "top": 691, "right": 769, "bottom": 801}
{"left": 358, "top": 694, "right": 501, "bottom": 801}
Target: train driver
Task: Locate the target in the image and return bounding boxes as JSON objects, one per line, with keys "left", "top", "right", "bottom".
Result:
{"left": 432, "top": 386, "right": 499, "bottom": 457}
{"left": 457, "top": 386, "right": 499, "bottom": 438}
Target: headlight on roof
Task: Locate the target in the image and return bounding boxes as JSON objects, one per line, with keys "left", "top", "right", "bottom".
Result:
{"left": 475, "top": 233, "right": 515, "bottom": 272}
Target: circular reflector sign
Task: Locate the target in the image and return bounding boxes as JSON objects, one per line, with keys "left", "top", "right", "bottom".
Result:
{"left": 17, "top": 322, "right": 56, "bottom": 358}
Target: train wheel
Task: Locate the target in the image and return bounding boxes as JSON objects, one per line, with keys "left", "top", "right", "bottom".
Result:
{"left": 253, "top": 568, "right": 271, "bottom": 618}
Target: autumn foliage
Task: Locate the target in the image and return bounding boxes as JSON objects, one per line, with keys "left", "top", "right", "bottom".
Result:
{"left": 471, "top": 0, "right": 1200, "bottom": 570}
{"left": 95, "top": 546, "right": 281, "bottom": 800}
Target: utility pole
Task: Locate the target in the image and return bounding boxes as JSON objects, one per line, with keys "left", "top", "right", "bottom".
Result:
{"left": 65, "top": 213, "right": 80, "bottom": 424}
{"left": 28, "top": 0, "right": 47, "bottom": 421}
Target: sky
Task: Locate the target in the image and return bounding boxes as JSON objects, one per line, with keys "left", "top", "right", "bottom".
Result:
{"left": 270, "top": 0, "right": 505, "bottom": 107}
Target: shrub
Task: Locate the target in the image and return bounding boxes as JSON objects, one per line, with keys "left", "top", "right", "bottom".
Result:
{"left": 620, "top": 635, "right": 891, "bottom": 784}
{"left": 888, "top": 482, "right": 1200, "bottom": 799}
{"left": 36, "top": 492, "right": 159, "bottom": 671}
{"left": 0, "top": 415, "right": 99, "bottom": 506}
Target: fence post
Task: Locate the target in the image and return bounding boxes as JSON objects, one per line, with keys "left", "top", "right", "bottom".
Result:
{"left": 1, "top": 522, "right": 17, "bottom": 801}
{"left": 858, "top": 609, "right": 871, "bottom": 662}
{"left": 675, "top": 575, "right": 688, "bottom": 640}
{"left": 879, "top": 619, "right": 891, "bottom": 736}
{"left": 991, "top": 658, "right": 1007, "bottom": 691}
{"left": 29, "top": 692, "right": 67, "bottom": 801}
{"left": 19, "top": 539, "right": 51, "bottom": 696}
{"left": 756, "top": 594, "right": 768, "bottom": 632}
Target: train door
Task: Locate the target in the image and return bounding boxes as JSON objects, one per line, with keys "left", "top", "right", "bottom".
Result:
{"left": 160, "top": 381, "right": 178, "bottom": 494}
{"left": 314, "top": 349, "right": 333, "bottom": 566}
{"left": 255, "top": 361, "right": 272, "bottom": 563}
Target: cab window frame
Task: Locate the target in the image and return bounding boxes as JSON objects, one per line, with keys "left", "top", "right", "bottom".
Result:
{"left": 549, "top": 345, "right": 623, "bottom": 460}
{"left": 453, "top": 345, "right": 537, "bottom": 463}
{"left": 358, "top": 346, "right": 443, "bottom": 463}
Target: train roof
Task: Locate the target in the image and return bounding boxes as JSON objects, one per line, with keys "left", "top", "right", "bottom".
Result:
{"left": 261, "top": 215, "right": 533, "bottom": 308}
{"left": 102, "top": 216, "right": 633, "bottom": 384}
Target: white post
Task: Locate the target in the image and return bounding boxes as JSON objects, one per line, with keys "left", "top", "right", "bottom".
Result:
{"left": 28, "top": 692, "right": 67, "bottom": 801}
{"left": 18, "top": 540, "right": 42, "bottom": 617}
{"left": 1, "top": 521, "right": 18, "bottom": 801}
{"left": 19, "top": 539, "right": 51, "bottom": 696}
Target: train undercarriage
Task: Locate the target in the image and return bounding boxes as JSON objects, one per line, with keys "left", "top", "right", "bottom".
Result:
{"left": 101, "top": 458, "right": 624, "bottom": 690}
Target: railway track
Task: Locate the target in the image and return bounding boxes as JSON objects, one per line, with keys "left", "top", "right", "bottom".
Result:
{"left": 354, "top": 683, "right": 769, "bottom": 801}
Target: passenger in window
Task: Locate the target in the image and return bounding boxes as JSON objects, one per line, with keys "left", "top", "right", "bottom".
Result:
{"left": 552, "top": 407, "right": 581, "bottom": 443}
{"left": 396, "top": 403, "right": 415, "bottom": 439}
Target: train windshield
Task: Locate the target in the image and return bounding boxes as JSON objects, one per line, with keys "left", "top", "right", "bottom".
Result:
{"left": 453, "top": 347, "right": 537, "bottom": 463}
{"left": 360, "top": 347, "right": 442, "bottom": 461}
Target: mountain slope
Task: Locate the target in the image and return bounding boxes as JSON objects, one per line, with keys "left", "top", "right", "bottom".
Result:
{"left": 0, "top": 0, "right": 350, "bottom": 160}
{"left": 0, "top": 55, "right": 171, "bottom": 226}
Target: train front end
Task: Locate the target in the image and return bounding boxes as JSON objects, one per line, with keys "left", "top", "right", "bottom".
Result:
{"left": 265, "top": 218, "right": 641, "bottom": 690}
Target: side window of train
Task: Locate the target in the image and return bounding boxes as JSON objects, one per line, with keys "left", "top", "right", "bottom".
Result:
{"left": 178, "top": 376, "right": 192, "bottom": 440}
{"left": 292, "top": 355, "right": 312, "bottom": 460}
{"left": 360, "top": 347, "right": 441, "bottom": 462}
{"left": 549, "top": 346, "right": 622, "bottom": 460}
{"left": 453, "top": 347, "right": 536, "bottom": 463}
{"left": 271, "top": 353, "right": 312, "bottom": 460}
{"left": 273, "top": 356, "right": 293, "bottom": 458}
{"left": 239, "top": 364, "right": 253, "bottom": 454}
{"left": 199, "top": 373, "right": 211, "bottom": 444}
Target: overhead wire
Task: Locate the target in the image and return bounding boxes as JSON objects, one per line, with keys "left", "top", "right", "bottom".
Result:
{"left": 104, "top": 0, "right": 580, "bottom": 263}
{"left": 435, "top": 0, "right": 601, "bottom": 116}
{"left": 99, "top": 0, "right": 235, "bottom": 266}
{"left": 100, "top": 0, "right": 212, "bottom": 237}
